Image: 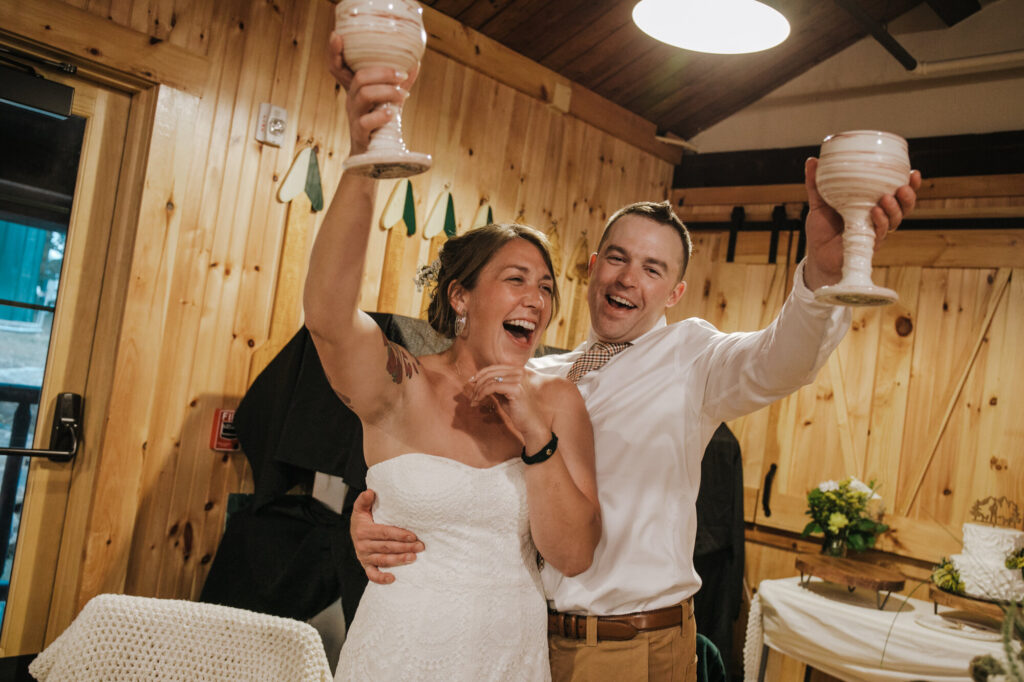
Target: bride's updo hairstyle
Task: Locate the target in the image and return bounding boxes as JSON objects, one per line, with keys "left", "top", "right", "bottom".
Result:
{"left": 426, "top": 223, "right": 561, "bottom": 339}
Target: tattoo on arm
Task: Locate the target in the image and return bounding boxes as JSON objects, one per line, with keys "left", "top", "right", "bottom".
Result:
{"left": 382, "top": 331, "right": 421, "bottom": 384}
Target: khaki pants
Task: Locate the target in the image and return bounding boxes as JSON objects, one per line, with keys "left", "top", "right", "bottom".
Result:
{"left": 548, "top": 602, "right": 697, "bottom": 682}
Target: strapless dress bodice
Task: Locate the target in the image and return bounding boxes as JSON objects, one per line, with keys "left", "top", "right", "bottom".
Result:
{"left": 335, "top": 453, "right": 550, "bottom": 681}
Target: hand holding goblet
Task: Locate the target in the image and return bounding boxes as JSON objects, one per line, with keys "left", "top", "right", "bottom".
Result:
{"left": 334, "top": 0, "right": 432, "bottom": 179}
{"left": 812, "top": 130, "right": 911, "bottom": 306}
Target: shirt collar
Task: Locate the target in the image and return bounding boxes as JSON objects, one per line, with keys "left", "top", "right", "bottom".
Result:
{"left": 584, "top": 316, "right": 668, "bottom": 350}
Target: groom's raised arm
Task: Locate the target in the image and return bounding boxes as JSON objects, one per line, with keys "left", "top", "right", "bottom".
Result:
{"left": 350, "top": 489, "right": 424, "bottom": 584}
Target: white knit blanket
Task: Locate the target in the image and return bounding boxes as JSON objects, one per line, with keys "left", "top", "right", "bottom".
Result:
{"left": 743, "top": 592, "right": 764, "bottom": 682}
{"left": 29, "top": 594, "right": 332, "bottom": 681}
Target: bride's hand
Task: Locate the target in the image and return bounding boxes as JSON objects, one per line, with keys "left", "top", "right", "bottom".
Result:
{"left": 329, "top": 34, "right": 418, "bottom": 158}
{"left": 343, "top": 68, "right": 409, "bottom": 157}
{"left": 468, "top": 365, "right": 551, "bottom": 450}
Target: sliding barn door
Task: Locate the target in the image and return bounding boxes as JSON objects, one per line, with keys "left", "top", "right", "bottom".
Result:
{"left": 669, "top": 230, "right": 1024, "bottom": 562}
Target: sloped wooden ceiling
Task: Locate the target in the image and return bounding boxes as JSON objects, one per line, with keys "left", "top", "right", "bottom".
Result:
{"left": 424, "top": 0, "right": 926, "bottom": 140}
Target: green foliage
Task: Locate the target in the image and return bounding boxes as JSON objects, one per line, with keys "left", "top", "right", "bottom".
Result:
{"left": 970, "top": 653, "right": 1005, "bottom": 682}
{"left": 800, "top": 477, "right": 888, "bottom": 553}
{"left": 1006, "top": 548, "right": 1024, "bottom": 571}
{"left": 931, "top": 557, "right": 965, "bottom": 594}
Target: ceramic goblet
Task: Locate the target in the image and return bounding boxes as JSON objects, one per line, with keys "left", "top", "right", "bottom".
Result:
{"left": 334, "top": 0, "right": 432, "bottom": 178}
{"left": 813, "top": 130, "right": 910, "bottom": 306}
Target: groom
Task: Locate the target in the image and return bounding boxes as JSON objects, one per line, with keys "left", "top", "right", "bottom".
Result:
{"left": 350, "top": 164, "right": 919, "bottom": 681}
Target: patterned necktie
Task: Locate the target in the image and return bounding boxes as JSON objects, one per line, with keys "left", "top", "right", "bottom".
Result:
{"left": 566, "top": 341, "right": 632, "bottom": 384}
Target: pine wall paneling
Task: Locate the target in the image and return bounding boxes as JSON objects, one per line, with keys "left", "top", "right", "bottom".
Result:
{"left": 671, "top": 215, "right": 1022, "bottom": 678}
{"left": 671, "top": 185, "right": 1024, "bottom": 583}
{"left": 4, "top": 0, "right": 674, "bottom": 645}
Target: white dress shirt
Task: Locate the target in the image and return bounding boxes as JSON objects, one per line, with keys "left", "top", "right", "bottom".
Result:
{"left": 528, "top": 261, "right": 851, "bottom": 615}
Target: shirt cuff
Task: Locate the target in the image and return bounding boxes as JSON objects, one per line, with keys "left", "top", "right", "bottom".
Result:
{"left": 791, "top": 259, "right": 838, "bottom": 309}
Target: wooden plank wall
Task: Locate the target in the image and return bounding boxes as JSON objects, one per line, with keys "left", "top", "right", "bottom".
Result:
{"left": 9, "top": 0, "right": 672, "bottom": 642}
{"left": 667, "top": 193, "right": 1024, "bottom": 578}
{"left": 672, "top": 221, "right": 1022, "bottom": 678}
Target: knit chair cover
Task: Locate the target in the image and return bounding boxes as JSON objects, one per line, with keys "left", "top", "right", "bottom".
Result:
{"left": 29, "top": 594, "right": 333, "bottom": 681}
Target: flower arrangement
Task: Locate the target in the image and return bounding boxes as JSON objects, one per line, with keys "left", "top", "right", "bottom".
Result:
{"left": 801, "top": 477, "right": 888, "bottom": 556}
{"left": 931, "top": 557, "right": 965, "bottom": 594}
{"left": 1007, "top": 548, "right": 1024, "bottom": 572}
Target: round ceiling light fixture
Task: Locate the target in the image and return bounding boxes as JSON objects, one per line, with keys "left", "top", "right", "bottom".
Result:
{"left": 632, "top": 0, "right": 791, "bottom": 55}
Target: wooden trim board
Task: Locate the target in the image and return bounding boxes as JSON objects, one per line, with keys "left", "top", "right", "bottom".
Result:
{"left": 0, "top": 0, "right": 210, "bottom": 97}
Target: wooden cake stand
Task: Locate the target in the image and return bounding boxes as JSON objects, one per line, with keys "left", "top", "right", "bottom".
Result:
{"left": 928, "top": 584, "right": 1008, "bottom": 621}
{"left": 795, "top": 554, "right": 906, "bottom": 609}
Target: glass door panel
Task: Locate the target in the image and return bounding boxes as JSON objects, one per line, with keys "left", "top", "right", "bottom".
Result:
{"left": 0, "top": 100, "right": 84, "bottom": 628}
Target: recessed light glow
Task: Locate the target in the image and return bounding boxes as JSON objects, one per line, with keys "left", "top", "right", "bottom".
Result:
{"left": 633, "top": 0, "right": 791, "bottom": 55}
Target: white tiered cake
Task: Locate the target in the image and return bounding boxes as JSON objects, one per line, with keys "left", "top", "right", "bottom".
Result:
{"left": 951, "top": 523, "right": 1024, "bottom": 602}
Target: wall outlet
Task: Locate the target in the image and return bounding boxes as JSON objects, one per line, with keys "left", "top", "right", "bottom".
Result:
{"left": 256, "top": 103, "right": 287, "bottom": 147}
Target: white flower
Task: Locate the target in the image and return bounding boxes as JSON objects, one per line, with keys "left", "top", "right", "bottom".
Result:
{"left": 847, "top": 477, "right": 882, "bottom": 499}
{"left": 847, "top": 477, "right": 872, "bottom": 493}
{"left": 818, "top": 480, "right": 839, "bottom": 492}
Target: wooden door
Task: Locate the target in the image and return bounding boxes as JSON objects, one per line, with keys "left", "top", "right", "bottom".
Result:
{"left": 0, "top": 66, "right": 131, "bottom": 656}
{"left": 669, "top": 229, "right": 1024, "bottom": 563}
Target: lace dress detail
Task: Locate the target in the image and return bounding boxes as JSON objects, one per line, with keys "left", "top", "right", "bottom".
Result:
{"left": 335, "top": 454, "right": 550, "bottom": 681}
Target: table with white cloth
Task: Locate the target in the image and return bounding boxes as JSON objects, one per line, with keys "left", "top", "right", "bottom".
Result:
{"left": 744, "top": 576, "right": 1012, "bottom": 682}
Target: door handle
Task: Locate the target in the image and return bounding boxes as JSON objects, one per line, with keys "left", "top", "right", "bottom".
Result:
{"left": 0, "top": 392, "right": 82, "bottom": 462}
{"left": 761, "top": 463, "right": 777, "bottom": 518}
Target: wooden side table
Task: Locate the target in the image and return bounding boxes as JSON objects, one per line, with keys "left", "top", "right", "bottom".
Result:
{"left": 795, "top": 554, "right": 905, "bottom": 609}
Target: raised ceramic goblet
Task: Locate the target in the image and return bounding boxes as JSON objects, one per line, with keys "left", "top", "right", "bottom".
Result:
{"left": 335, "top": 0, "right": 432, "bottom": 178}
{"left": 813, "top": 130, "right": 910, "bottom": 306}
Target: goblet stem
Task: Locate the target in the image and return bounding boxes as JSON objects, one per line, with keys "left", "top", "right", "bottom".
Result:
{"left": 342, "top": 98, "right": 431, "bottom": 178}
{"left": 814, "top": 208, "right": 898, "bottom": 306}
{"left": 839, "top": 212, "right": 878, "bottom": 288}
{"left": 367, "top": 104, "right": 408, "bottom": 154}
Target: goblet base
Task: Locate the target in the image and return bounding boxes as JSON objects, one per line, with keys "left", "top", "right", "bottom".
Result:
{"left": 343, "top": 150, "right": 432, "bottom": 179}
{"left": 814, "top": 282, "right": 899, "bottom": 307}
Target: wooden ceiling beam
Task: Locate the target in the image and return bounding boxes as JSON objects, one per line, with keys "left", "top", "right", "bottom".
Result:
{"left": 673, "top": 131, "right": 1024, "bottom": 187}
{"left": 672, "top": 174, "right": 1024, "bottom": 207}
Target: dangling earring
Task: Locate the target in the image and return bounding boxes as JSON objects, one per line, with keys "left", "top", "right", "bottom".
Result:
{"left": 454, "top": 311, "right": 468, "bottom": 338}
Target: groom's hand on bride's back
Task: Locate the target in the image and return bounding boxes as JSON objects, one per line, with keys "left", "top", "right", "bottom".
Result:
{"left": 351, "top": 489, "right": 425, "bottom": 584}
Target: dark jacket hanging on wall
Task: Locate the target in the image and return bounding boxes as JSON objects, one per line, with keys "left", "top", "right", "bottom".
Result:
{"left": 199, "top": 315, "right": 448, "bottom": 626}
{"left": 693, "top": 423, "right": 745, "bottom": 671}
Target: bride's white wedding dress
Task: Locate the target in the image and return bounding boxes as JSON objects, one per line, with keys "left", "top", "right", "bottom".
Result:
{"left": 334, "top": 453, "right": 550, "bottom": 681}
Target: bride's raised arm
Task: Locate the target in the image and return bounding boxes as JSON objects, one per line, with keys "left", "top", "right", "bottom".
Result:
{"left": 304, "top": 42, "right": 416, "bottom": 422}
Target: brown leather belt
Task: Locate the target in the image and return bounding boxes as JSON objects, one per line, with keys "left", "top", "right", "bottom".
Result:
{"left": 547, "top": 600, "right": 692, "bottom": 642}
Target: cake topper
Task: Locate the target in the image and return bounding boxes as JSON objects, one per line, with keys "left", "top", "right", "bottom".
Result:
{"left": 969, "top": 495, "right": 1022, "bottom": 528}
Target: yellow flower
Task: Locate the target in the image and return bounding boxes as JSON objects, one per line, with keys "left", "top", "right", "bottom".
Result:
{"left": 827, "top": 512, "right": 849, "bottom": 534}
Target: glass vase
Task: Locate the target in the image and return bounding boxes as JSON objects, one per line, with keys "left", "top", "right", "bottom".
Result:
{"left": 821, "top": 533, "right": 848, "bottom": 558}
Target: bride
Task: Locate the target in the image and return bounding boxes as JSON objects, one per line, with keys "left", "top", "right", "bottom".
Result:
{"left": 305, "top": 35, "right": 601, "bottom": 681}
